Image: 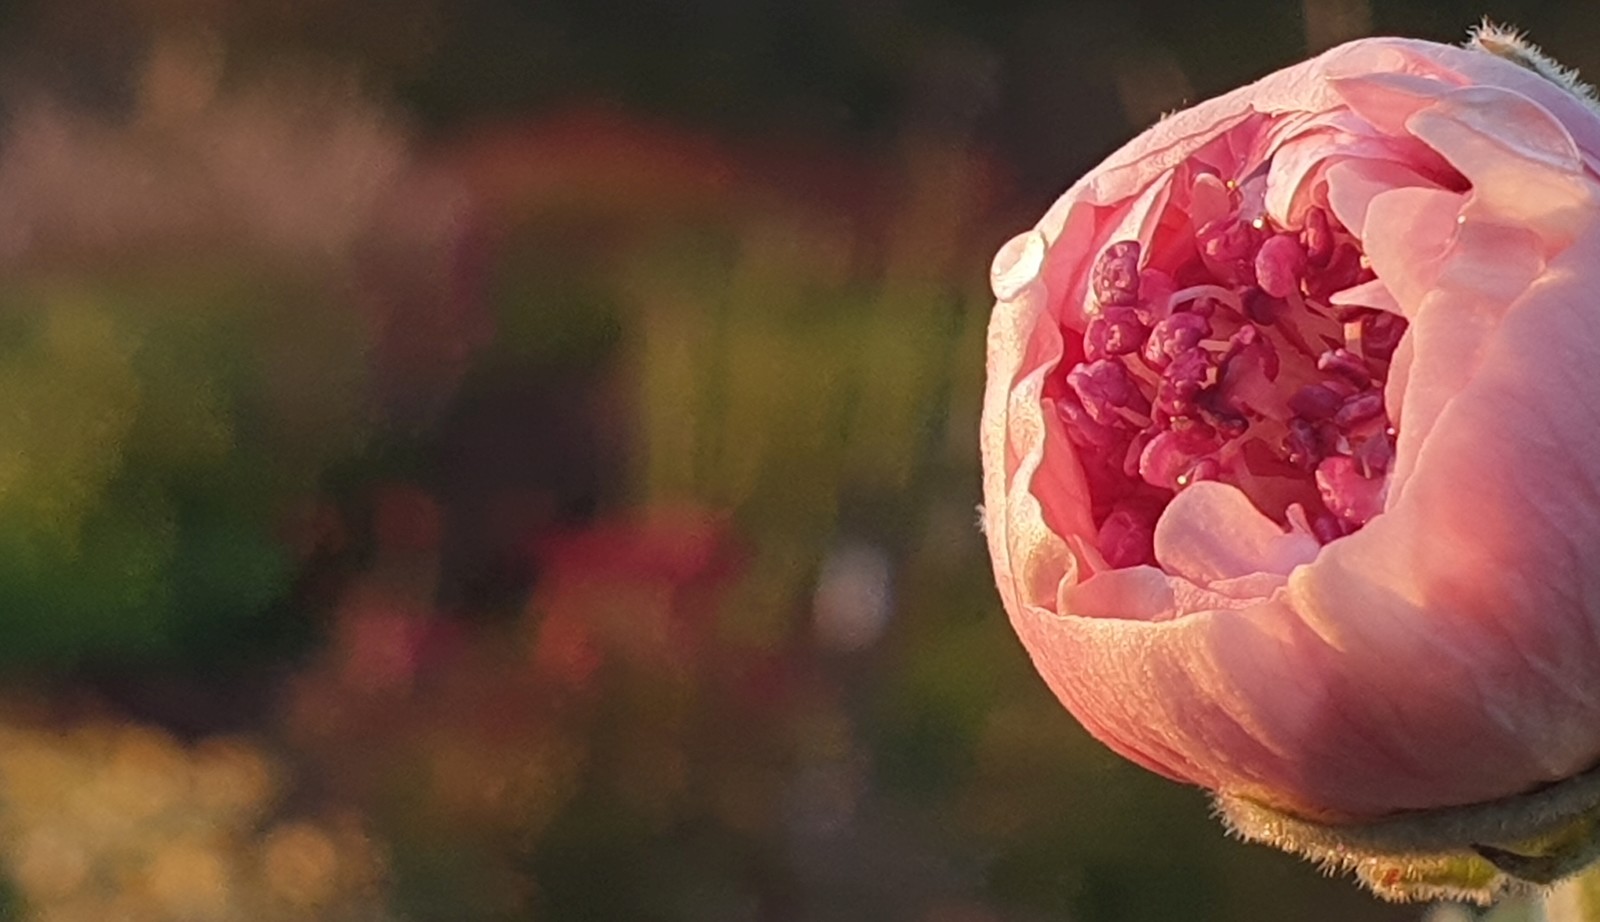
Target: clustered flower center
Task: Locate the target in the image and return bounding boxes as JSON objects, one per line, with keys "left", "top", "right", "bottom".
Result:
{"left": 1055, "top": 186, "right": 1408, "bottom": 569}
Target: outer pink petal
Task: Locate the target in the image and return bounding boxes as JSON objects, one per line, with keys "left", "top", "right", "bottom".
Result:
{"left": 1288, "top": 219, "right": 1600, "bottom": 811}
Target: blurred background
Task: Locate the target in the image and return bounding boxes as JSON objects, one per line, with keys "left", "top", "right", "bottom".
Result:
{"left": 0, "top": 0, "right": 1588, "bottom": 919}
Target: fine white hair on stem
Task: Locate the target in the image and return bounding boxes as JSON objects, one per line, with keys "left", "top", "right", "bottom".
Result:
{"left": 1466, "top": 20, "right": 1600, "bottom": 112}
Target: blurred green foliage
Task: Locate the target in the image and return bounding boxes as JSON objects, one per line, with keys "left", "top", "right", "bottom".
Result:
{"left": 0, "top": 269, "right": 369, "bottom": 665}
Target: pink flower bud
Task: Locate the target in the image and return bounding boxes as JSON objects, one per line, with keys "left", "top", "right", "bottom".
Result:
{"left": 981, "top": 29, "right": 1600, "bottom": 902}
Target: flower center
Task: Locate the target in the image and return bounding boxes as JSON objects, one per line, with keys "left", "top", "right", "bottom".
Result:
{"left": 1055, "top": 189, "right": 1407, "bottom": 569}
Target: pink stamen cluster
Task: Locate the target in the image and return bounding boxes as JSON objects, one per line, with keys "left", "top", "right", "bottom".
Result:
{"left": 1055, "top": 196, "right": 1408, "bottom": 569}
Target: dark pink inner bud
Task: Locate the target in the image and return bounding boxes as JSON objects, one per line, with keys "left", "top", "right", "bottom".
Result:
{"left": 1143, "top": 312, "right": 1211, "bottom": 367}
{"left": 1304, "top": 242, "right": 1367, "bottom": 299}
{"left": 1069, "top": 359, "right": 1149, "bottom": 425}
{"left": 1092, "top": 240, "right": 1142, "bottom": 307}
{"left": 1177, "top": 457, "right": 1220, "bottom": 487}
{"left": 1156, "top": 348, "right": 1213, "bottom": 416}
{"left": 1135, "top": 269, "right": 1177, "bottom": 324}
{"left": 1242, "top": 288, "right": 1280, "bottom": 326}
{"left": 1302, "top": 207, "right": 1334, "bottom": 268}
{"left": 1222, "top": 324, "right": 1279, "bottom": 381}
{"left": 1288, "top": 384, "right": 1342, "bottom": 420}
{"left": 1168, "top": 416, "right": 1219, "bottom": 450}
{"left": 1361, "top": 311, "right": 1405, "bottom": 361}
{"left": 1059, "top": 180, "right": 1412, "bottom": 567}
{"left": 1085, "top": 307, "right": 1148, "bottom": 360}
{"left": 1317, "top": 348, "right": 1370, "bottom": 387}
{"left": 1196, "top": 218, "right": 1261, "bottom": 285}
{"left": 1139, "top": 423, "right": 1223, "bottom": 490}
{"left": 1353, "top": 430, "right": 1395, "bottom": 477}
{"left": 1206, "top": 409, "right": 1249, "bottom": 441}
{"left": 1098, "top": 507, "right": 1155, "bottom": 568}
{"left": 1283, "top": 418, "right": 1322, "bottom": 471}
{"left": 1056, "top": 395, "right": 1121, "bottom": 450}
{"left": 1310, "top": 513, "right": 1347, "bottom": 544}
{"left": 1254, "top": 233, "right": 1306, "bottom": 298}
{"left": 1316, "top": 456, "right": 1385, "bottom": 525}
{"left": 1333, "top": 390, "right": 1384, "bottom": 428}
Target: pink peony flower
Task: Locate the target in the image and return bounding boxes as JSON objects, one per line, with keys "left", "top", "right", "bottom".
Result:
{"left": 981, "top": 28, "right": 1600, "bottom": 898}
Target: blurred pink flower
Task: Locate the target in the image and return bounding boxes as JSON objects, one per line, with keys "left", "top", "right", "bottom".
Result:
{"left": 982, "top": 34, "right": 1600, "bottom": 823}
{"left": 329, "top": 483, "right": 459, "bottom": 696}
{"left": 528, "top": 510, "right": 742, "bottom": 688}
